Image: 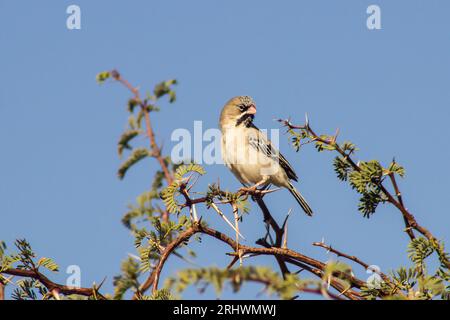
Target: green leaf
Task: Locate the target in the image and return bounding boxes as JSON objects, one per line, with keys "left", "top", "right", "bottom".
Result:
{"left": 118, "top": 129, "right": 141, "bottom": 157}
{"left": 174, "top": 163, "right": 206, "bottom": 180}
{"left": 419, "top": 275, "right": 444, "bottom": 298}
{"left": 113, "top": 257, "right": 140, "bottom": 300}
{"left": 340, "top": 141, "right": 357, "bottom": 153}
{"left": 358, "top": 189, "right": 384, "bottom": 218}
{"left": 387, "top": 160, "right": 405, "bottom": 178}
{"left": 314, "top": 136, "right": 335, "bottom": 152}
{"left": 37, "top": 257, "right": 59, "bottom": 272}
{"left": 118, "top": 148, "right": 151, "bottom": 180}
{"left": 153, "top": 79, "right": 177, "bottom": 102}
{"left": 333, "top": 156, "right": 352, "bottom": 181}
{"left": 96, "top": 71, "right": 111, "bottom": 84}
{"left": 127, "top": 98, "right": 140, "bottom": 113}
{"left": 349, "top": 160, "right": 383, "bottom": 193}
{"left": 288, "top": 130, "right": 308, "bottom": 152}
{"left": 408, "top": 237, "right": 434, "bottom": 272}
{"left": 164, "top": 266, "right": 311, "bottom": 300}
{"left": 160, "top": 181, "right": 182, "bottom": 214}
{"left": 148, "top": 288, "right": 173, "bottom": 300}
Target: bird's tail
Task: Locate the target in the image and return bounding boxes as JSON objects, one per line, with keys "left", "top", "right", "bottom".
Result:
{"left": 288, "top": 183, "right": 313, "bottom": 216}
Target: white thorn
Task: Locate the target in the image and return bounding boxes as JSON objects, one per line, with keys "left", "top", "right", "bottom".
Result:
{"left": 191, "top": 203, "right": 199, "bottom": 222}
{"left": 260, "top": 187, "right": 281, "bottom": 195}
{"left": 211, "top": 203, "right": 245, "bottom": 240}
{"left": 287, "top": 208, "right": 292, "bottom": 217}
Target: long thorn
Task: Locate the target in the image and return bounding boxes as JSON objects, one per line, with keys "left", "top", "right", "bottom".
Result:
{"left": 210, "top": 203, "right": 245, "bottom": 239}
{"left": 282, "top": 220, "right": 288, "bottom": 249}
{"left": 259, "top": 187, "right": 281, "bottom": 195}
{"left": 190, "top": 203, "right": 199, "bottom": 222}
{"left": 232, "top": 203, "right": 243, "bottom": 266}
{"left": 281, "top": 208, "right": 292, "bottom": 231}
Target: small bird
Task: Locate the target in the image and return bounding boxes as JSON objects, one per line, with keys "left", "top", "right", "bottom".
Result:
{"left": 219, "top": 96, "right": 313, "bottom": 216}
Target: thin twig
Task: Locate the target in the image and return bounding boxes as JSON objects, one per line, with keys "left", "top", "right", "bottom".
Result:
{"left": 388, "top": 172, "right": 415, "bottom": 239}
{"left": 312, "top": 242, "right": 389, "bottom": 282}
{"left": 312, "top": 241, "right": 407, "bottom": 297}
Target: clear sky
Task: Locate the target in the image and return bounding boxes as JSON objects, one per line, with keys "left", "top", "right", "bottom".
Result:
{"left": 0, "top": 0, "right": 449, "bottom": 299}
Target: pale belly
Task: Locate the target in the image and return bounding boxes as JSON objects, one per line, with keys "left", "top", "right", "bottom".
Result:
{"left": 221, "top": 128, "right": 288, "bottom": 187}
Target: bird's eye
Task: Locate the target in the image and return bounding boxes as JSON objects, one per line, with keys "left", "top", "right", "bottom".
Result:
{"left": 238, "top": 105, "right": 247, "bottom": 111}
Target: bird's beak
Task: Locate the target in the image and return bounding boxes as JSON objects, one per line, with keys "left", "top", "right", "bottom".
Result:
{"left": 247, "top": 104, "right": 257, "bottom": 115}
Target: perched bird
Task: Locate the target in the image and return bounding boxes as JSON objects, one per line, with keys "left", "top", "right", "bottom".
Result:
{"left": 219, "top": 96, "right": 313, "bottom": 216}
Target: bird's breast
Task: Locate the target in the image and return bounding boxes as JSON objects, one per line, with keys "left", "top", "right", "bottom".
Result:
{"left": 221, "top": 127, "right": 283, "bottom": 185}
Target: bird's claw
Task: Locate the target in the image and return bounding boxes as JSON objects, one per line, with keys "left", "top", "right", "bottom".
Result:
{"left": 239, "top": 186, "right": 257, "bottom": 194}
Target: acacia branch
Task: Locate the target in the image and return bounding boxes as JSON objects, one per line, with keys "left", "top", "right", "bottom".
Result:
{"left": 256, "top": 237, "right": 362, "bottom": 300}
{"left": 280, "top": 118, "right": 443, "bottom": 249}
{"left": 1, "top": 268, "right": 104, "bottom": 299}
{"left": 312, "top": 242, "right": 389, "bottom": 282}
{"left": 254, "top": 197, "right": 291, "bottom": 277}
{"left": 183, "top": 189, "right": 293, "bottom": 276}
{"left": 135, "top": 220, "right": 366, "bottom": 300}
{"left": 388, "top": 172, "right": 415, "bottom": 240}
{"left": 283, "top": 257, "right": 361, "bottom": 299}
{"left": 313, "top": 242, "right": 411, "bottom": 298}
{"left": 111, "top": 70, "right": 174, "bottom": 194}
{"left": 239, "top": 273, "right": 345, "bottom": 300}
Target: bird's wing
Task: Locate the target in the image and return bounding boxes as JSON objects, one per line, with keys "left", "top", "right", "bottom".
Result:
{"left": 248, "top": 123, "right": 299, "bottom": 182}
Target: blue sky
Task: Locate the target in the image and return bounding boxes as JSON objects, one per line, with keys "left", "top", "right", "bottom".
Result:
{"left": 0, "top": 0, "right": 449, "bottom": 299}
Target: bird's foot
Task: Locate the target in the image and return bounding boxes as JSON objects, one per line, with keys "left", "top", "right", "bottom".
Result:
{"left": 239, "top": 186, "right": 258, "bottom": 194}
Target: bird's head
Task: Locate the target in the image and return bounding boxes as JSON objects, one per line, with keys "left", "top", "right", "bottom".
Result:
{"left": 219, "top": 96, "right": 257, "bottom": 129}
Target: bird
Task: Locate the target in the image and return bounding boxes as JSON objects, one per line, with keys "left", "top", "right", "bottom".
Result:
{"left": 219, "top": 95, "right": 313, "bottom": 216}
